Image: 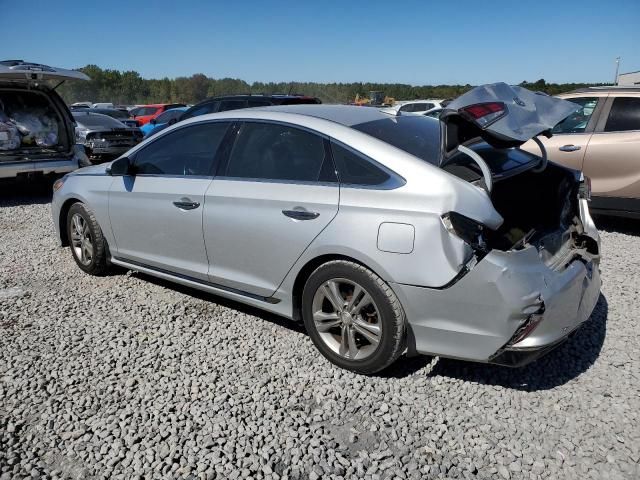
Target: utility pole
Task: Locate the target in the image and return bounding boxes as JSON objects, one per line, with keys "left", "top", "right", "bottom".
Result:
{"left": 614, "top": 57, "right": 621, "bottom": 85}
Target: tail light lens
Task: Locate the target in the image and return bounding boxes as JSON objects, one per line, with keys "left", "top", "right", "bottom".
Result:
{"left": 442, "top": 212, "right": 488, "bottom": 252}
{"left": 460, "top": 102, "right": 506, "bottom": 128}
{"left": 579, "top": 175, "right": 592, "bottom": 201}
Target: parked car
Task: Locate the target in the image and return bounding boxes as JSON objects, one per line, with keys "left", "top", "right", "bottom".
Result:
{"left": 424, "top": 108, "right": 444, "bottom": 119}
{"left": 92, "top": 102, "right": 114, "bottom": 109}
{"left": 88, "top": 108, "right": 139, "bottom": 128}
{"left": 0, "top": 60, "right": 90, "bottom": 180}
{"left": 70, "top": 102, "right": 92, "bottom": 109}
{"left": 72, "top": 111, "right": 143, "bottom": 162}
{"left": 179, "top": 94, "right": 321, "bottom": 122}
{"left": 52, "top": 83, "right": 600, "bottom": 374}
{"left": 521, "top": 86, "right": 640, "bottom": 218}
{"left": 140, "top": 107, "right": 188, "bottom": 138}
{"left": 131, "top": 103, "right": 186, "bottom": 126}
{"left": 389, "top": 99, "right": 444, "bottom": 114}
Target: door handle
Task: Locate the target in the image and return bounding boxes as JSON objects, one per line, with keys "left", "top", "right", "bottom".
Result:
{"left": 559, "top": 144, "right": 581, "bottom": 152}
{"left": 173, "top": 198, "right": 200, "bottom": 210}
{"left": 282, "top": 209, "right": 320, "bottom": 220}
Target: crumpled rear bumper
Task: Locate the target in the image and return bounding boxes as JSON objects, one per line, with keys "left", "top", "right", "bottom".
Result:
{"left": 392, "top": 204, "right": 601, "bottom": 365}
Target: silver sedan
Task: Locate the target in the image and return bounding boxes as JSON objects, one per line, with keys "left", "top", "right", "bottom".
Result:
{"left": 52, "top": 84, "right": 601, "bottom": 374}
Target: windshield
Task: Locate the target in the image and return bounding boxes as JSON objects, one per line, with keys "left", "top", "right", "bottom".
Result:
{"left": 352, "top": 115, "right": 441, "bottom": 165}
{"left": 74, "top": 113, "right": 125, "bottom": 128}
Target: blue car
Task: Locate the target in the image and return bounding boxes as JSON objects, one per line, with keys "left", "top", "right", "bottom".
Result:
{"left": 140, "top": 107, "right": 188, "bottom": 138}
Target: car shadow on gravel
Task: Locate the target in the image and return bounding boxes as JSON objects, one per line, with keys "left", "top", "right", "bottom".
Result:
{"left": 0, "top": 179, "right": 53, "bottom": 207}
{"left": 420, "top": 294, "right": 609, "bottom": 391}
{"left": 132, "top": 272, "right": 307, "bottom": 335}
{"left": 594, "top": 215, "right": 640, "bottom": 236}
{"left": 132, "top": 274, "right": 608, "bottom": 386}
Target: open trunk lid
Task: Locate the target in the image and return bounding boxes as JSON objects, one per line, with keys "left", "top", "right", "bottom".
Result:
{"left": 438, "top": 83, "right": 581, "bottom": 191}
{"left": 0, "top": 60, "right": 90, "bottom": 82}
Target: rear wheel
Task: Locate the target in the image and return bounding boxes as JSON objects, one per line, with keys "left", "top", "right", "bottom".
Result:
{"left": 302, "top": 260, "right": 405, "bottom": 374}
{"left": 66, "top": 202, "right": 108, "bottom": 275}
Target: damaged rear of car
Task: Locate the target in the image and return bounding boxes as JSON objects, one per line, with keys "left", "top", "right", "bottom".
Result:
{"left": 399, "top": 83, "right": 601, "bottom": 366}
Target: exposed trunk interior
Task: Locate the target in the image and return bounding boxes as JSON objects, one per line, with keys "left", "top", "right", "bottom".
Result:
{"left": 487, "top": 164, "right": 579, "bottom": 252}
{"left": 0, "top": 88, "right": 70, "bottom": 161}
{"left": 442, "top": 144, "right": 598, "bottom": 268}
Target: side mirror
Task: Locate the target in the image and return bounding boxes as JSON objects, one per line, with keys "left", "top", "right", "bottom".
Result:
{"left": 106, "top": 156, "right": 132, "bottom": 176}
{"left": 150, "top": 118, "right": 157, "bottom": 125}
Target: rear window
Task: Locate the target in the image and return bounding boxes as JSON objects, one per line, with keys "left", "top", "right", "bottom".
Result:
{"left": 74, "top": 113, "right": 124, "bottom": 128}
{"left": 155, "top": 109, "right": 184, "bottom": 123}
{"left": 352, "top": 115, "right": 441, "bottom": 164}
{"left": 279, "top": 97, "right": 321, "bottom": 105}
{"left": 443, "top": 142, "right": 539, "bottom": 181}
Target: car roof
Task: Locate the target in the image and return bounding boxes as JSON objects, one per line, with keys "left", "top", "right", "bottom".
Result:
{"left": 253, "top": 104, "right": 400, "bottom": 127}
{"left": 567, "top": 86, "right": 640, "bottom": 94}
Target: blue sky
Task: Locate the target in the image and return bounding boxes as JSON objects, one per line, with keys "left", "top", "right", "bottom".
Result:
{"left": 1, "top": 0, "right": 638, "bottom": 85}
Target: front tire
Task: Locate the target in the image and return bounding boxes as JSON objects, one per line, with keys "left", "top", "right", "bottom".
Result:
{"left": 302, "top": 260, "right": 406, "bottom": 374}
{"left": 66, "top": 202, "right": 108, "bottom": 275}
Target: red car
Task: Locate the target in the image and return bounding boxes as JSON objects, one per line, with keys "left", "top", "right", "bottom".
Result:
{"left": 130, "top": 103, "right": 186, "bottom": 126}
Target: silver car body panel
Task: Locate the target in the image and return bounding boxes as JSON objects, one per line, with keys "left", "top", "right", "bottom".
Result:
{"left": 51, "top": 105, "right": 601, "bottom": 365}
{"left": 204, "top": 179, "right": 339, "bottom": 297}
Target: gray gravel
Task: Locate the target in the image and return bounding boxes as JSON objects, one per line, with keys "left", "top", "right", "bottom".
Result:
{"left": 1, "top": 184, "right": 639, "bottom": 480}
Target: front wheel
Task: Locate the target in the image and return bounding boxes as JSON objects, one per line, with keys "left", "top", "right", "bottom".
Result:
{"left": 66, "top": 202, "right": 108, "bottom": 275}
{"left": 302, "top": 260, "right": 406, "bottom": 374}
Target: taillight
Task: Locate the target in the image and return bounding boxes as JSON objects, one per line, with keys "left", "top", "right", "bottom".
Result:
{"left": 442, "top": 212, "right": 488, "bottom": 252}
{"left": 579, "top": 175, "right": 592, "bottom": 201}
{"left": 460, "top": 102, "right": 506, "bottom": 128}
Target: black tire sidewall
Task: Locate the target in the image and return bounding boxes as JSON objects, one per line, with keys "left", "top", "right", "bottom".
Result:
{"left": 302, "top": 261, "right": 403, "bottom": 374}
{"left": 66, "top": 203, "right": 105, "bottom": 275}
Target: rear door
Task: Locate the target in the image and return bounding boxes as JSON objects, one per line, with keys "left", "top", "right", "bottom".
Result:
{"left": 203, "top": 121, "right": 339, "bottom": 297}
{"left": 582, "top": 95, "right": 640, "bottom": 200}
{"left": 521, "top": 96, "right": 605, "bottom": 171}
{"left": 108, "top": 121, "right": 231, "bottom": 280}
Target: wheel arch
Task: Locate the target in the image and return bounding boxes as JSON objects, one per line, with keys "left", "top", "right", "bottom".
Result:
{"left": 290, "top": 253, "right": 389, "bottom": 322}
{"left": 58, "top": 197, "right": 84, "bottom": 246}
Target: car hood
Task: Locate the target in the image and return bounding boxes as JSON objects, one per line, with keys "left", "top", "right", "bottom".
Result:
{"left": 442, "top": 83, "right": 580, "bottom": 146}
{"left": 0, "top": 61, "right": 90, "bottom": 82}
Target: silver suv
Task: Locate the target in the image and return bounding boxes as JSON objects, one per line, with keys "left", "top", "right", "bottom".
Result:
{"left": 0, "top": 60, "right": 89, "bottom": 180}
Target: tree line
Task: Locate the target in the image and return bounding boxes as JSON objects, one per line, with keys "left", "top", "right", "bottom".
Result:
{"left": 55, "top": 65, "right": 609, "bottom": 106}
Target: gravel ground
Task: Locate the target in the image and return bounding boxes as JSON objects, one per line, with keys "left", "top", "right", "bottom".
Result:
{"left": 1, "top": 182, "right": 639, "bottom": 480}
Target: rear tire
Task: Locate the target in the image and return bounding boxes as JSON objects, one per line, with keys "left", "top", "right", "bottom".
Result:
{"left": 302, "top": 260, "right": 406, "bottom": 374}
{"left": 66, "top": 202, "right": 108, "bottom": 276}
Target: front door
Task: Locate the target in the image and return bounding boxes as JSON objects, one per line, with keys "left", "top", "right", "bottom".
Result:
{"left": 203, "top": 121, "right": 339, "bottom": 298}
{"left": 521, "top": 96, "right": 603, "bottom": 171}
{"left": 108, "top": 122, "right": 231, "bottom": 280}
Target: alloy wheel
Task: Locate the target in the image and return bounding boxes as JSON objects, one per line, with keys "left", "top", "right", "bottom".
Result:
{"left": 70, "top": 213, "right": 93, "bottom": 266}
{"left": 311, "top": 278, "right": 382, "bottom": 360}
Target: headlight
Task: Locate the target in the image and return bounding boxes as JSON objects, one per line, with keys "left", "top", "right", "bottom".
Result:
{"left": 52, "top": 176, "right": 67, "bottom": 193}
{"left": 75, "top": 127, "right": 89, "bottom": 141}
{"left": 442, "top": 212, "right": 488, "bottom": 252}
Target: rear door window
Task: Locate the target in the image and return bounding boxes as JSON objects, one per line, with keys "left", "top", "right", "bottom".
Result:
{"left": 330, "top": 143, "right": 390, "bottom": 186}
{"left": 604, "top": 97, "right": 640, "bottom": 132}
{"left": 133, "top": 122, "right": 230, "bottom": 176}
{"left": 552, "top": 97, "right": 599, "bottom": 134}
{"left": 223, "top": 122, "right": 330, "bottom": 182}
